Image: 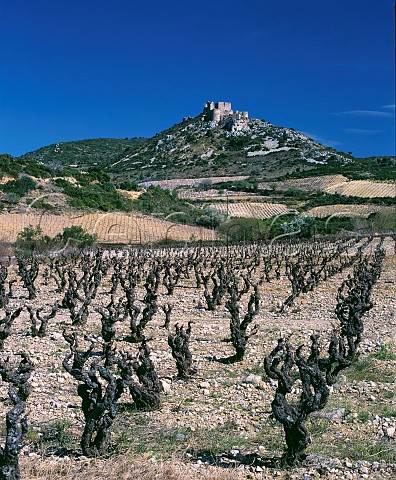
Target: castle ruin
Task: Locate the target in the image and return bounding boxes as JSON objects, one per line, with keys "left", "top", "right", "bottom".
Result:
{"left": 203, "top": 101, "right": 248, "bottom": 123}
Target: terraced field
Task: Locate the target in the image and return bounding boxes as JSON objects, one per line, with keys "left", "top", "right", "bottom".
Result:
{"left": 178, "top": 189, "right": 262, "bottom": 201}
{"left": 306, "top": 204, "right": 396, "bottom": 218}
{"left": 325, "top": 180, "right": 396, "bottom": 198}
{"left": 259, "top": 175, "right": 348, "bottom": 192}
{"left": 210, "top": 202, "right": 290, "bottom": 219}
{"left": 0, "top": 212, "right": 218, "bottom": 244}
{"left": 139, "top": 176, "right": 249, "bottom": 190}
{"left": 259, "top": 176, "right": 396, "bottom": 199}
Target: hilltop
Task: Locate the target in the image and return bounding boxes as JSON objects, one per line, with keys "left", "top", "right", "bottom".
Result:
{"left": 0, "top": 101, "right": 394, "bottom": 243}
{"left": 17, "top": 101, "right": 395, "bottom": 183}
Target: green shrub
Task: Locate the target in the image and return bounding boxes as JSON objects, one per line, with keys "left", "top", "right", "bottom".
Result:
{"left": 218, "top": 218, "right": 268, "bottom": 242}
{"left": 227, "top": 135, "right": 252, "bottom": 151}
{"left": 0, "top": 154, "right": 22, "bottom": 179}
{"left": 55, "top": 178, "right": 133, "bottom": 211}
{"left": 195, "top": 207, "right": 227, "bottom": 228}
{"left": 1, "top": 175, "right": 37, "bottom": 197}
{"left": 281, "top": 214, "right": 315, "bottom": 238}
{"left": 56, "top": 226, "right": 97, "bottom": 248}
{"left": 116, "top": 179, "right": 139, "bottom": 191}
{"left": 15, "top": 225, "right": 54, "bottom": 256}
{"left": 15, "top": 225, "right": 97, "bottom": 256}
{"left": 132, "top": 186, "right": 200, "bottom": 225}
{"left": 369, "top": 211, "right": 396, "bottom": 232}
{"left": 23, "top": 162, "right": 53, "bottom": 178}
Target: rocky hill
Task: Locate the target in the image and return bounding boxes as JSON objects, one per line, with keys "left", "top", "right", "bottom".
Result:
{"left": 17, "top": 102, "right": 395, "bottom": 184}
{"left": 1, "top": 103, "right": 394, "bottom": 234}
{"left": 106, "top": 115, "right": 352, "bottom": 180}
{"left": 19, "top": 114, "right": 353, "bottom": 181}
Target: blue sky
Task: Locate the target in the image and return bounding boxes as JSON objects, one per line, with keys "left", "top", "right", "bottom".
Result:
{"left": 0, "top": 0, "right": 394, "bottom": 158}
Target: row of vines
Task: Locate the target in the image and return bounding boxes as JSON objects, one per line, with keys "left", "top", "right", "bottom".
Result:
{"left": 0, "top": 235, "right": 393, "bottom": 478}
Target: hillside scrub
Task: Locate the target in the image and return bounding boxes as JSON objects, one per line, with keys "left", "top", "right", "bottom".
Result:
{"left": 0, "top": 176, "right": 37, "bottom": 199}
{"left": 0, "top": 154, "right": 22, "bottom": 180}
{"left": 131, "top": 186, "right": 224, "bottom": 228}
{"left": 54, "top": 178, "right": 133, "bottom": 211}
{"left": 218, "top": 215, "right": 355, "bottom": 242}
{"left": 283, "top": 156, "right": 396, "bottom": 182}
{"left": 18, "top": 138, "right": 146, "bottom": 170}
{"left": 15, "top": 225, "right": 97, "bottom": 256}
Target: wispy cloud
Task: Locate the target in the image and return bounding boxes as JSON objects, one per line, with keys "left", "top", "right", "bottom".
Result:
{"left": 343, "top": 128, "right": 382, "bottom": 135}
{"left": 382, "top": 104, "right": 395, "bottom": 110}
{"left": 302, "top": 132, "right": 342, "bottom": 147}
{"left": 333, "top": 110, "right": 393, "bottom": 118}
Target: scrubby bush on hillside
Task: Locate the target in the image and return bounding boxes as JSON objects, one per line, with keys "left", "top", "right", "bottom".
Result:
{"left": 0, "top": 176, "right": 37, "bottom": 198}
{"left": 218, "top": 218, "right": 268, "bottom": 242}
{"left": 195, "top": 207, "right": 227, "bottom": 228}
{"left": 116, "top": 179, "right": 139, "bottom": 191}
{"left": 22, "top": 162, "right": 52, "bottom": 178}
{"left": 57, "top": 226, "right": 97, "bottom": 248}
{"left": 15, "top": 225, "right": 97, "bottom": 256}
{"left": 281, "top": 215, "right": 315, "bottom": 238}
{"left": 0, "top": 154, "right": 22, "bottom": 179}
{"left": 132, "top": 186, "right": 202, "bottom": 226}
{"left": 54, "top": 178, "right": 132, "bottom": 211}
{"left": 15, "top": 225, "right": 54, "bottom": 256}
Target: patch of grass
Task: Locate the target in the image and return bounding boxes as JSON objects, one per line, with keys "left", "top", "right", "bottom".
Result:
{"left": 357, "top": 411, "right": 370, "bottom": 423}
{"left": 345, "top": 357, "right": 395, "bottom": 383}
{"left": 244, "top": 362, "right": 264, "bottom": 376}
{"left": 329, "top": 395, "right": 396, "bottom": 423}
{"left": 379, "top": 405, "right": 396, "bottom": 417}
{"left": 372, "top": 344, "right": 396, "bottom": 361}
{"left": 339, "top": 437, "right": 396, "bottom": 463}
{"left": 225, "top": 368, "right": 239, "bottom": 379}
{"left": 25, "top": 427, "right": 41, "bottom": 442}
{"left": 37, "top": 419, "right": 76, "bottom": 451}
{"left": 383, "top": 390, "right": 395, "bottom": 400}
{"left": 306, "top": 418, "right": 331, "bottom": 436}
{"left": 254, "top": 417, "right": 285, "bottom": 454}
{"left": 310, "top": 433, "right": 396, "bottom": 463}
{"left": 189, "top": 422, "right": 253, "bottom": 455}
{"left": 113, "top": 413, "right": 191, "bottom": 458}
{"left": 114, "top": 411, "right": 284, "bottom": 460}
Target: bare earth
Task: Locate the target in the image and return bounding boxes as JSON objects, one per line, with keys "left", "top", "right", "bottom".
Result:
{"left": 1, "top": 238, "right": 395, "bottom": 480}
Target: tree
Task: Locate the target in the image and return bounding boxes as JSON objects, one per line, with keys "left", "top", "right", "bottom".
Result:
{"left": 15, "top": 225, "right": 53, "bottom": 256}
{"left": 195, "top": 207, "right": 227, "bottom": 228}
{"left": 56, "top": 226, "right": 97, "bottom": 248}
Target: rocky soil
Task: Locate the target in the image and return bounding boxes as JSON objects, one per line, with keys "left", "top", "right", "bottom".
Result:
{"left": 0, "top": 238, "right": 395, "bottom": 479}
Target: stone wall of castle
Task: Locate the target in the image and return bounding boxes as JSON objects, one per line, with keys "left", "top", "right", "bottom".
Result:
{"left": 203, "top": 101, "right": 248, "bottom": 123}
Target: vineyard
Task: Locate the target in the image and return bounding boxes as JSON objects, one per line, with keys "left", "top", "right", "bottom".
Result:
{"left": 306, "top": 204, "right": 396, "bottom": 218}
{"left": 325, "top": 180, "right": 396, "bottom": 198}
{"left": 178, "top": 189, "right": 261, "bottom": 201}
{"left": 0, "top": 235, "right": 395, "bottom": 479}
{"left": 259, "top": 175, "right": 349, "bottom": 192}
{"left": 258, "top": 176, "right": 396, "bottom": 199}
{"left": 209, "top": 202, "right": 290, "bottom": 219}
{"left": 139, "top": 176, "right": 249, "bottom": 190}
{"left": 0, "top": 213, "right": 218, "bottom": 244}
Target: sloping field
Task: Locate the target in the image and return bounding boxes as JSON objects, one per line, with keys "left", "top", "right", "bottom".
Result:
{"left": 305, "top": 204, "right": 396, "bottom": 218}
{"left": 210, "top": 202, "right": 290, "bottom": 219}
{"left": 259, "top": 174, "right": 348, "bottom": 191}
{"left": 139, "top": 176, "right": 249, "bottom": 190}
{"left": 0, "top": 212, "right": 218, "bottom": 244}
{"left": 325, "top": 180, "right": 396, "bottom": 198}
{"left": 178, "top": 189, "right": 260, "bottom": 200}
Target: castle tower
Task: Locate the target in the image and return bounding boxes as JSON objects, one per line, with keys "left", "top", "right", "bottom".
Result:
{"left": 203, "top": 100, "right": 236, "bottom": 121}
